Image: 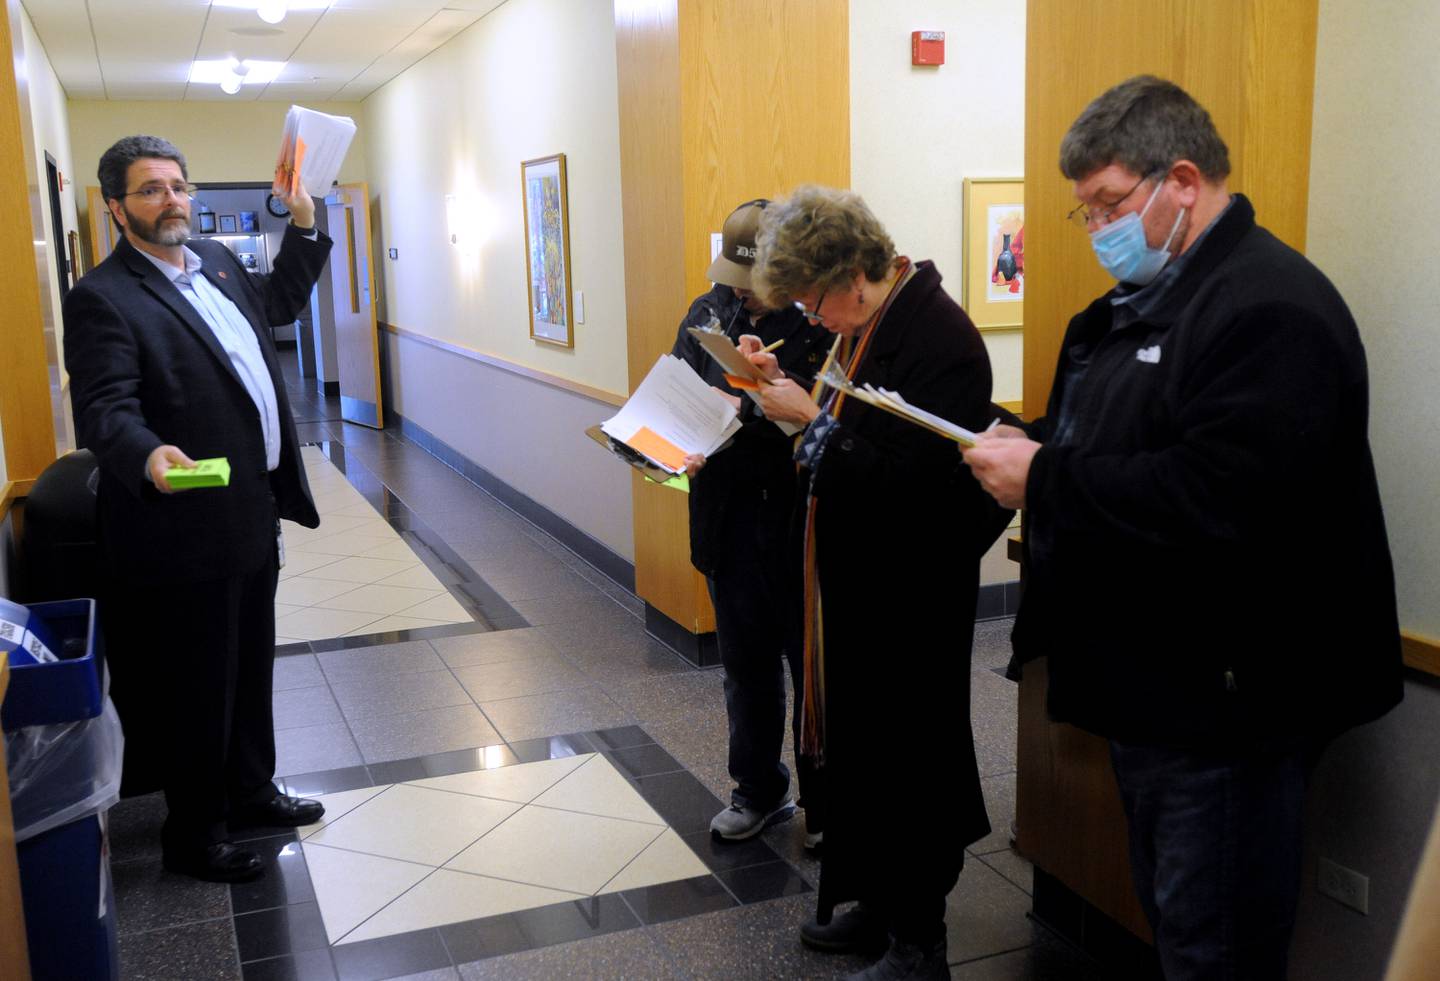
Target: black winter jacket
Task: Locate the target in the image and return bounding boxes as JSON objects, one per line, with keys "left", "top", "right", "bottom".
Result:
{"left": 670, "top": 285, "right": 830, "bottom": 576}
{"left": 1015, "top": 195, "right": 1402, "bottom": 747}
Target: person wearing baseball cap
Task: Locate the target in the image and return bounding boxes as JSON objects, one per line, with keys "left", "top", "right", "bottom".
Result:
{"left": 671, "top": 199, "right": 832, "bottom": 844}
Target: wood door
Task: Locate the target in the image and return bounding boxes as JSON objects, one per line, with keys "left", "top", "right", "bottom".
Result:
{"left": 326, "top": 182, "right": 383, "bottom": 429}
{"left": 85, "top": 186, "right": 117, "bottom": 268}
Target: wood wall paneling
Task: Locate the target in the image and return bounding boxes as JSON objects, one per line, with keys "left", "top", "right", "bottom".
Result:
{"left": 615, "top": 0, "right": 698, "bottom": 627}
{"left": 1401, "top": 630, "right": 1440, "bottom": 679}
{"left": 1021, "top": 0, "right": 1315, "bottom": 419}
{"left": 618, "top": 0, "right": 849, "bottom": 634}
{"left": 1019, "top": 0, "right": 1320, "bottom": 944}
{"left": 0, "top": 1, "right": 57, "bottom": 484}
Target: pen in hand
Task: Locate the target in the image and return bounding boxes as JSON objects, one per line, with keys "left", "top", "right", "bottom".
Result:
{"left": 760, "top": 338, "right": 785, "bottom": 354}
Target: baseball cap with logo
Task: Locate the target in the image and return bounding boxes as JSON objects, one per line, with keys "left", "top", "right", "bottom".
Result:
{"left": 706, "top": 199, "right": 768, "bottom": 290}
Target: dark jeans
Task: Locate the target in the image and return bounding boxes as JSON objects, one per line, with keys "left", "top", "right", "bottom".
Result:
{"left": 1108, "top": 739, "right": 1320, "bottom": 981}
{"left": 707, "top": 565, "right": 820, "bottom": 825}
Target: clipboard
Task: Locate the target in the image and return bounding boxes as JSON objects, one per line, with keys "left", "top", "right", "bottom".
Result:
{"left": 817, "top": 368, "right": 981, "bottom": 447}
{"left": 584, "top": 425, "right": 689, "bottom": 492}
{"left": 685, "top": 326, "right": 772, "bottom": 388}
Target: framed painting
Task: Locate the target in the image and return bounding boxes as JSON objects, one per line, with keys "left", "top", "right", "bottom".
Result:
{"left": 961, "top": 178, "right": 1024, "bottom": 331}
{"left": 197, "top": 211, "right": 217, "bottom": 234}
{"left": 521, "top": 153, "right": 574, "bottom": 347}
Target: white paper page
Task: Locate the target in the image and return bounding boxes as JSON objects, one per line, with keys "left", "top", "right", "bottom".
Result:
{"left": 278, "top": 105, "right": 357, "bottom": 197}
{"left": 743, "top": 391, "right": 802, "bottom": 436}
{"left": 601, "top": 356, "right": 739, "bottom": 470}
{"left": 870, "top": 386, "right": 980, "bottom": 445}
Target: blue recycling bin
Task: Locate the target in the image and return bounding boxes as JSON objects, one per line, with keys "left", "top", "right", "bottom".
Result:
{"left": 3, "top": 599, "right": 121, "bottom": 981}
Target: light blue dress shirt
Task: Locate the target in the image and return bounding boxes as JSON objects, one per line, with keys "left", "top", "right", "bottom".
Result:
{"left": 141, "top": 246, "right": 282, "bottom": 470}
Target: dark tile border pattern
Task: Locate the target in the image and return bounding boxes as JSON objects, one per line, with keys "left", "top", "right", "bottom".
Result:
{"left": 235, "top": 725, "right": 808, "bottom": 980}
{"left": 387, "top": 409, "right": 637, "bottom": 594}
{"left": 275, "top": 441, "right": 528, "bottom": 659}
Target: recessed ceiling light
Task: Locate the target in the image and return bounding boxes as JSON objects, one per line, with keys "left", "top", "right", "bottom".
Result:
{"left": 211, "top": 1, "right": 332, "bottom": 12}
{"left": 257, "top": 0, "right": 286, "bottom": 24}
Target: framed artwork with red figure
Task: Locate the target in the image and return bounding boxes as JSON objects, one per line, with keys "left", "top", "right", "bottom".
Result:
{"left": 962, "top": 178, "right": 1024, "bottom": 331}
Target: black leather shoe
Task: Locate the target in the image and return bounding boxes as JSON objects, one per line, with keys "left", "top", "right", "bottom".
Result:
{"left": 801, "top": 904, "right": 889, "bottom": 954}
{"left": 229, "top": 794, "right": 325, "bottom": 830}
{"left": 163, "top": 841, "right": 264, "bottom": 883}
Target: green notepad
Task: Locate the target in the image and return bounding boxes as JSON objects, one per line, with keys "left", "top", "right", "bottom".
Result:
{"left": 165, "top": 457, "right": 231, "bottom": 490}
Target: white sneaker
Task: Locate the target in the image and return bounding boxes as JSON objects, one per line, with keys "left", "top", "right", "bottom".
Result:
{"left": 710, "top": 798, "right": 795, "bottom": 840}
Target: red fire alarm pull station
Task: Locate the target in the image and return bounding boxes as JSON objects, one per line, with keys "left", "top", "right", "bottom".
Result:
{"left": 912, "top": 30, "right": 945, "bottom": 66}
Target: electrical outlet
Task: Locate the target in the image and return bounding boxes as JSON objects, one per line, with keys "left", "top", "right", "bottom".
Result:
{"left": 1318, "top": 857, "right": 1369, "bottom": 914}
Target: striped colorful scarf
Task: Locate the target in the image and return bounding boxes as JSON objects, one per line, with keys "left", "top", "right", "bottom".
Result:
{"left": 798, "top": 259, "right": 914, "bottom": 763}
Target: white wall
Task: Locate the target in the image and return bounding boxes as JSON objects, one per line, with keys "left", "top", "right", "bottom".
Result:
{"left": 1306, "top": 0, "right": 1440, "bottom": 642}
{"left": 362, "top": 0, "right": 627, "bottom": 395}
{"left": 66, "top": 98, "right": 369, "bottom": 218}
{"left": 361, "top": 0, "right": 632, "bottom": 559}
{"left": 18, "top": 3, "right": 76, "bottom": 373}
{"left": 1291, "top": 2, "right": 1440, "bottom": 977}
{"left": 849, "top": 1, "right": 1026, "bottom": 403}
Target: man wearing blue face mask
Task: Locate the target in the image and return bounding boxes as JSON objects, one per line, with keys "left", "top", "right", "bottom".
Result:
{"left": 963, "top": 76, "right": 1402, "bottom": 979}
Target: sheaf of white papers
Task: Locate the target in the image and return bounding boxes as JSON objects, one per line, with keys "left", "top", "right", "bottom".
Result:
{"left": 274, "top": 105, "right": 357, "bottom": 198}
{"left": 818, "top": 366, "right": 980, "bottom": 447}
{"left": 601, "top": 355, "right": 741, "bottom": 472}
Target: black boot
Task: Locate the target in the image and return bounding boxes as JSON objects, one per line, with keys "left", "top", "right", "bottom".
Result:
{"left": 800, "top": 902, "right": 888, "bottom": 954}
{"left": 844, "top": 936, "right": 950, "bottom": 981}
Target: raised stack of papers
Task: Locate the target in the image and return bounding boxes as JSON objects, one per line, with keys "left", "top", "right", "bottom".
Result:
{"left": 274, "top": 105, "right": 357, "bottom": 198}
{"left": 599, "top": 355, "right": 741, "bottom": 473}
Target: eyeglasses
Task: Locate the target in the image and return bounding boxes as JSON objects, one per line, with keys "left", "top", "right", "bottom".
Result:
{"left": 1066, "top": 173, "right": 1157, "bottom": 230}
{"left": 794, "top": 288, "right": 828, "bottom": 324}
{"left": 122, "top": 183, "right": 198, "bottom": 204}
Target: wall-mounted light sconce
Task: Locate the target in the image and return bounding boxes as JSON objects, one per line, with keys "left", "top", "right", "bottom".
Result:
{"left": 445, "top": 194, "right": 463, "bottom": 248}
{"left": 445, "top": 189, "right": 492, "bottom": 261}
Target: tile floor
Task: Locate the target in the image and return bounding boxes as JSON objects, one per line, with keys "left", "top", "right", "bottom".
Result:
{"left": 297, "top": 753, "right": 709, "bottom": 946}
{"left": 276, "top": 447, "right": 474, "bottom": 643}
{"left": 104, "top": 361, "right": 1105, "bottom": 980}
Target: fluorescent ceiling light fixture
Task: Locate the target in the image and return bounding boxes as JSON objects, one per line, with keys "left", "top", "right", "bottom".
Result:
{"left": 210, "top": 0, "right": 329, "bottom": 8}
{"left": 190, "top": 58, "right": 285, "bottom": 87}
{"left": 211, "top": 1, "right": 331, "bottom": 10}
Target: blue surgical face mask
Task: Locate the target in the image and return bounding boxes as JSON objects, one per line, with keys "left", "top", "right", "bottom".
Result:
{"left": 1089, "top": 179, "right": 1185, "bottom": 285}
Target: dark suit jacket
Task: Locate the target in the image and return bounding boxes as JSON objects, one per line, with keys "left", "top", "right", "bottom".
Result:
{"left": 63, "top": 225, "right": 332, "bottom": 584}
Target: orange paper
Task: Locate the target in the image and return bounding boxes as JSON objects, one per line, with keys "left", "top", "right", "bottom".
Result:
{"left": 722, "top": 373, "right": 762, "bottom": 391}
{"left": 625, "top": 426, "right": 687, "bottom": 471}
{"left": 292, "top": 136, "right": 307, "bottom": 195}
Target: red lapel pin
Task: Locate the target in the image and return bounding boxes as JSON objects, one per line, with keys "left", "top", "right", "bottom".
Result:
{"left": 218, "top": 270, "right": 228, "bottom": 279}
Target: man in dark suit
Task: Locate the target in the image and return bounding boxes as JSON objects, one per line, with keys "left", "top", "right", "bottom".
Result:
{"left": 63, "top": 135, "right": 333, "bottom": 882}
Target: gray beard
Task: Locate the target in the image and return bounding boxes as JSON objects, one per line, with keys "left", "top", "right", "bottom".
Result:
{"left": 123, "top": 205, "right": 190, "bottom": 248}
{"left": 145, "top": 220, "right": 191, "bottom": 248}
